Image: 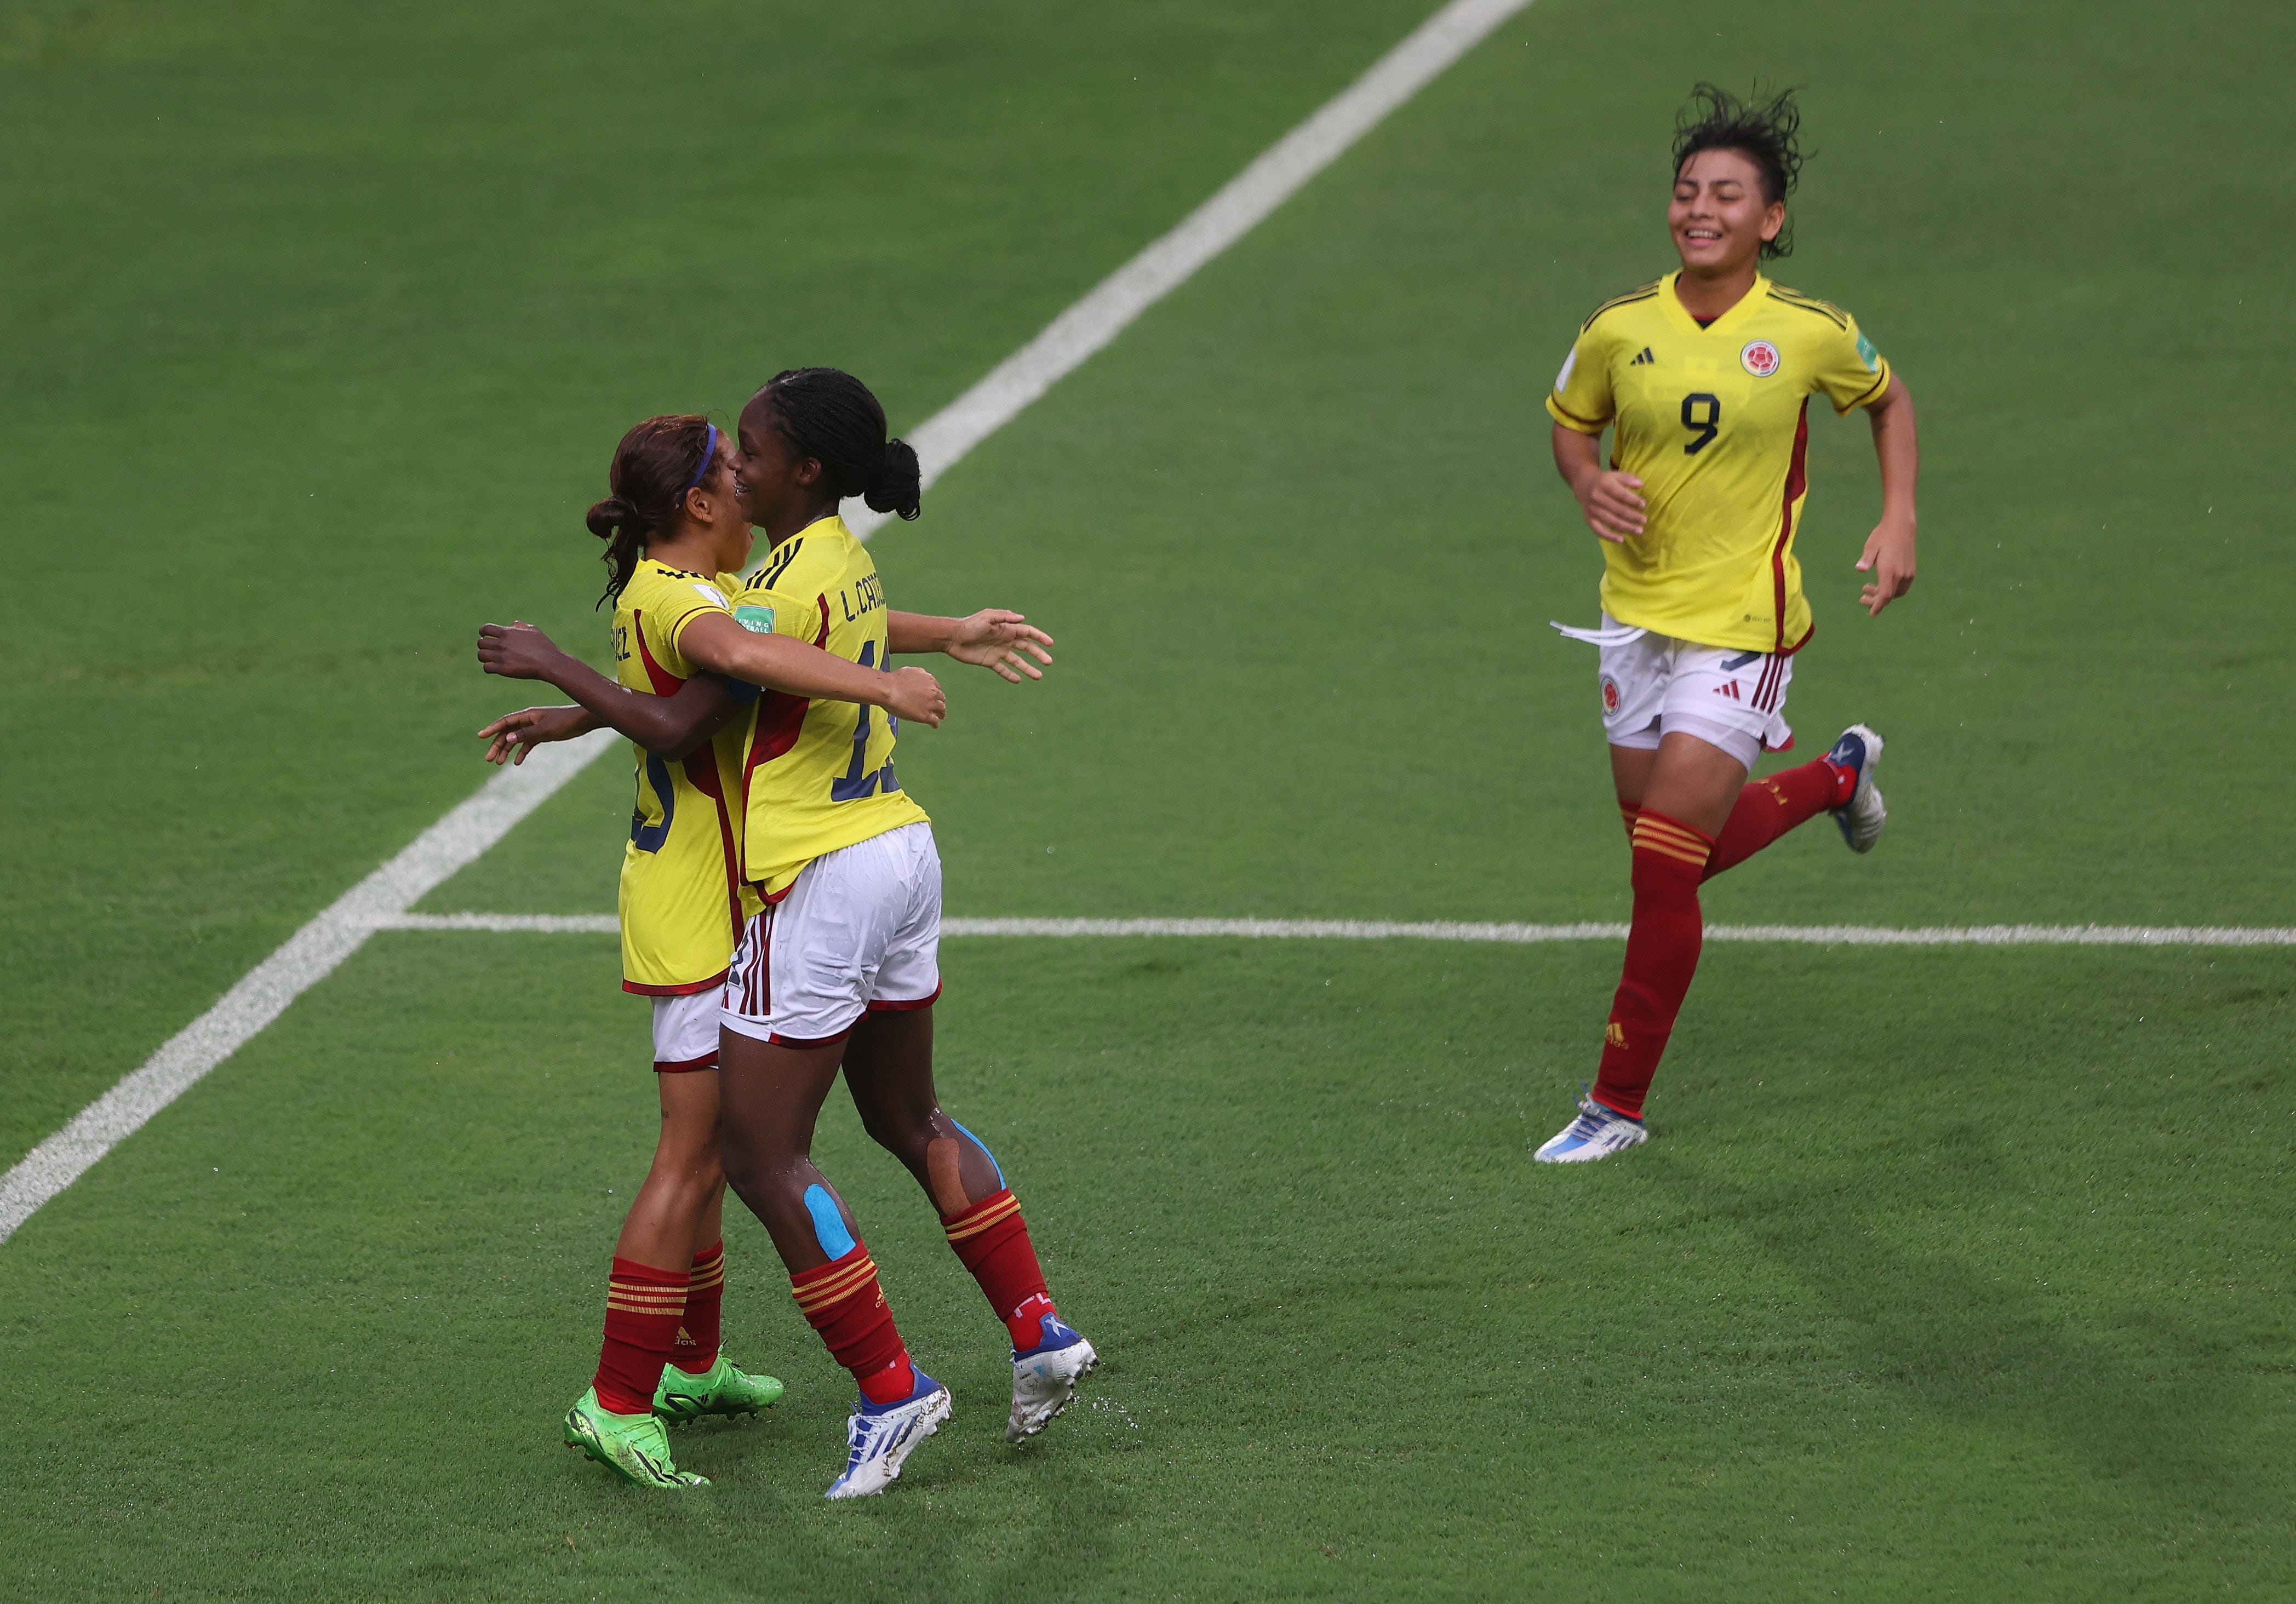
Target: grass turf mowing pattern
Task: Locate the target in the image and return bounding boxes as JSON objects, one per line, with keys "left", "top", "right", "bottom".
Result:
{"left": 0, "top": 934, "right": 2288, "bottom": 1600}
{"left": 0, "top": 0, "right": 1434, "bottom": 1172}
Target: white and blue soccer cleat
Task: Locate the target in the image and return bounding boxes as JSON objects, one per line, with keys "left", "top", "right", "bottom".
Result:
{"left": 823, "top": 1368, "right": 952, "bottom": 1500}
{"left": 1007, "top": 1314, "right": 1098, "bottom": 1443}
{"left": 1825, "top": 724, "right": 1887, "bottom": 854}
{"left": 1533, "top": 1086, "right": 1648, "bottom": 1164}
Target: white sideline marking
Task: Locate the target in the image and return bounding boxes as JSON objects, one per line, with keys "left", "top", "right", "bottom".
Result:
{"left": 844, "top": 0, "right": 1537, "bottom": 539}
{"left": 0, "top": 1, "right": 1530, "bottom": 1245}
{"left": 0, "top": 731, "right": 617, "bottom": 1245}
{"left": 372, "top": 913, "right": 2296, "bottom": 948}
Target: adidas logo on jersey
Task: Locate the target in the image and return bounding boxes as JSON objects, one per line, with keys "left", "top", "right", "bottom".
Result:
{"left": 1628, "top": 346, "right": 1655, "bottom": 366}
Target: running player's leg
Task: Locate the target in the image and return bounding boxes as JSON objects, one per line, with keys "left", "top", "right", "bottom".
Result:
{"left": 1595, "top": 732, "right": 1739, "bottom": 1110}
{"left": 1539, "top": 729, "right": 1738, "bottom": 1162}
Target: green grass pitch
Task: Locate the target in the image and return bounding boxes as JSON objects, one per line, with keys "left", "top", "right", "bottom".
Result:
{"left": 3, "top": 0, "right": 2292, "bottom": 1598}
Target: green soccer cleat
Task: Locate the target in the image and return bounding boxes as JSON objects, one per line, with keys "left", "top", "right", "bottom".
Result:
{"left": 563, "top": 1387, "right": 709, "bottom": 1488}
{"left": 654, "top": 1354, "right": 786, "bottom": 1425}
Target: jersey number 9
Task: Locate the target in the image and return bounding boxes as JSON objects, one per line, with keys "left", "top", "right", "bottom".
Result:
{"left": 1681, "top": 392, "right": 1721, "bottom": 456}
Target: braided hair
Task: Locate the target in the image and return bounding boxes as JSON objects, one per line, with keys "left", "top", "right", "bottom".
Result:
{"left": 1672, "top": 83, "right": 1806, "bottom": 260}
{"left": 584, "top": 414, "right": 716, "bottom": 606}
{"left": 754, "top": 368, "right": 921, "bottom": 521}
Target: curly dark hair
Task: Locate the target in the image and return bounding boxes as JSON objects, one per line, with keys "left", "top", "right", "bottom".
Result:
{"left": 1671, "top": 83, "right": 1805, "bottom": 260}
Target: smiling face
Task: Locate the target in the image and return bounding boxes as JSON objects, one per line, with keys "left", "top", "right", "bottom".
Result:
{"left": 1669, "top": 146, "right": 1784, "bottom": 278}
{"left": 673, "top": 432, "right": 755, "bottom": 571}
{"left": 735, "top": 394, "right": 833, "bottom": 541}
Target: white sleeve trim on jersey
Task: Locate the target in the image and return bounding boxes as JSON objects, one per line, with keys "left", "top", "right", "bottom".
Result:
{"left": 1553, "top": 347, "right": 1577, "bottom": 393}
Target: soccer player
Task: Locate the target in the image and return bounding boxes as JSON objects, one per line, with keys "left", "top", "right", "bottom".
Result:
{"left": 475, "top": 413, "right": 949, "bottom": 1488}
{"left": 703, "top": 366, "right": 1095, "bottom": 1500}
{"left": 1534, "top": 85, "right": 1920, "bottom": 1162}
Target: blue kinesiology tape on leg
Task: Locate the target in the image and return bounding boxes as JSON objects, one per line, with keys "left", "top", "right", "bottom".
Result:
{"left": 803, "top": 1183, "right": 857, "bottom": 1259}
{"left": 949, "top": 1121, "right": 1005, "bottom": 1188}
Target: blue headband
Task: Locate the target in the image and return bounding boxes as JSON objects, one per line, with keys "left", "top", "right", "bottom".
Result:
{"left": 682, "top": 423, "right": 719, "bottom": 495}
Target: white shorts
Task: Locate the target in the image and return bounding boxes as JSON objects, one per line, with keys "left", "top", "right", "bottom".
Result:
{"left": 722, "top": 821, "right": 943, "bottom": 1047}
{"left": 651, "top": 990, "right": 722, "bottom": 1074}
{"left": 1586, "top": 613, "right": 1795, "bottom": 770}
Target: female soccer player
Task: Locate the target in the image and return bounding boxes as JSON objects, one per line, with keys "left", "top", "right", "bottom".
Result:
{"left": 586, "top": 367, "right": 1093, "bottom": 1499}
{"left": 474, "top": 413, "right": 951, "bottom": 1489}
{"left": 1535, "top": 85, "right": 1920, "bottom": 1163}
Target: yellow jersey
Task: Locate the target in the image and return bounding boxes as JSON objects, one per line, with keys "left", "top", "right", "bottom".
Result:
{"left": 611, "top": 558, "right": 758, "bottom": 994}
{"left": 1546, "top": 271, "right": 1892, "bottom": 653}
{"left": 728, "top": 515, "right": 931, "bottom": 897}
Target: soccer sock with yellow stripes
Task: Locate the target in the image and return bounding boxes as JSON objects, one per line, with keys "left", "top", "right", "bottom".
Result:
{"left": 790, "top": 1244, "right": 917, "bottom": 1405}
{"left": 1590, "top": 809, "right": 1715, "bottom": 1121}
{"left": 942, "top": 1189, "right": 1057, "bottom": 1350}
{"left": 1700, "top": 756, "right": 1854, "bottom": 881}
{"left": 668, "top": 1240, "right": 725, "bottom": 1376}
{"left": 592, "top": 1257, "right": 690, "bottom": 1416}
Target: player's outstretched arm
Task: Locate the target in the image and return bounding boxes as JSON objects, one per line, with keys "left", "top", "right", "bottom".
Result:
{"left": 476, "top": 622, "right": 735, "bottom": 759}
{"left": 679, "top": 611, "right": 947, "bottom": 728}
{"left": 1856, "top": 377, "right": 1919, "bottom": 616}
{"left": 1551, "top": 423, "right": 1647, "bottom": 542}
{"left": 888, "top": 609, "right": 1056, "bottom": 683}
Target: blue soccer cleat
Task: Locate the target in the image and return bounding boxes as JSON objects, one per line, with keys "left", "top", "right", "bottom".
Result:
{"left": 1533, "top": 1086, "right": 1649, "bottom": 1164}
{"left": 1825, "top": 724, "right": 1887, "bottom": 853}
{"left": 824, "top": 1368, "right": 952, "bottom": 1500}
{"left": 1007, "top": 1314, "right": 1098, "bottom": 1443}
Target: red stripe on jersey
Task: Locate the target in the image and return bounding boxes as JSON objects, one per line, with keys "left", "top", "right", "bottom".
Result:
{"left": 623, "top": 968, "right": 729, "bottom": 997}
{"left": 740, "top": 597, "right": 832, "bottom": 790}
{"left": 633, "top": 615, "right": 685, "bottom": 697}
{"left": 1770, "top": 400, "right": 1810, "bottom": 654}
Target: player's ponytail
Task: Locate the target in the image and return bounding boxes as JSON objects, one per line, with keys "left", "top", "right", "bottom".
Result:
{"left": 753, "top": 367, "right": 923, "bottom": 522}
{"left": 588, "top": 414, "right": 717, "bottom": 606}
{"left": 1671, "top": 82, "right": 1805, "bottom": 260}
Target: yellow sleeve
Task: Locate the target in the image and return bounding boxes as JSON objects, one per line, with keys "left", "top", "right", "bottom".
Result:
{"left": 1544, "top": 322, "right": 1613, "bottom": 434}
{"left": 729, "top": 580, "right": 825, "bottom": 647}
{"left": 1813, "top": 313, "right": 1893, "bottom": 414}
{"left": 654, "top": 575, "right": 734, "bottom": 657}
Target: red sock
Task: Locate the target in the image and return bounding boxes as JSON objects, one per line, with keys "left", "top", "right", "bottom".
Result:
{"left": 942, "top": 1189, "right": 1055, "bottom": 1349}
{"left": 1590, "top": 811, "right": 1714, "bottom": 1121}
{"left": 592, "top": 1257, "right": 690, "bottom": 1416}
{"left": 1702, "top": 757, "right": 1853, "bottom": 881}
{"left": 1618, "top": 799, "right": 1641, "bottom": 840}
{"left": 790, "top": 1244, "right": 915, "bottom": 1405}
{"left": 670, "top": 1240, "right": 724, "bottom": 1375}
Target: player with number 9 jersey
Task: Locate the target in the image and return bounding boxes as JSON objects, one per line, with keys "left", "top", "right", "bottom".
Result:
{"left": 728, "top": 518, "right": 930, "bottom": 898}
{"left": 1547, "top": 273, "right": 1890, "bottom": 655}
{"left": 1530, "top": 85, "right": 1922, "bottom": 1167}
{"left": 612, "top": 557, "right": 759, "bottom": 995}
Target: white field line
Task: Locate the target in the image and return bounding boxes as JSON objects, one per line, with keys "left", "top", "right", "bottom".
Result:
{"left": 0, "top": 0, "right": 1530, "bottom": 1246}
{"left": 0, "top": 730, "right": 617, "bottom": 1245}
{"left": 843, "top": 0, "right": 1537, "bottom": 539}
{"left": 374, "top": 913, "right": 2296, "bottom": 947}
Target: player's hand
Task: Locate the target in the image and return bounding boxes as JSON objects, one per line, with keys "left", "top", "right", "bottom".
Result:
{"left": 943, "top": 609, "right": 1055, "bottom": 683}
{"left": 884, "top": 666, "right": 947, "bottom": 728}
{"left": 1856, "top": 518, "right": 1917, "bottom": 616}
{"left": 476, "top": 621, "right": 566, "bottom": 680}
{"left": 478, "top": 704, "right": 596, "bottom": 765}
{"left": 1577, "top": 470, "right": 1647, "bottom": 542}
